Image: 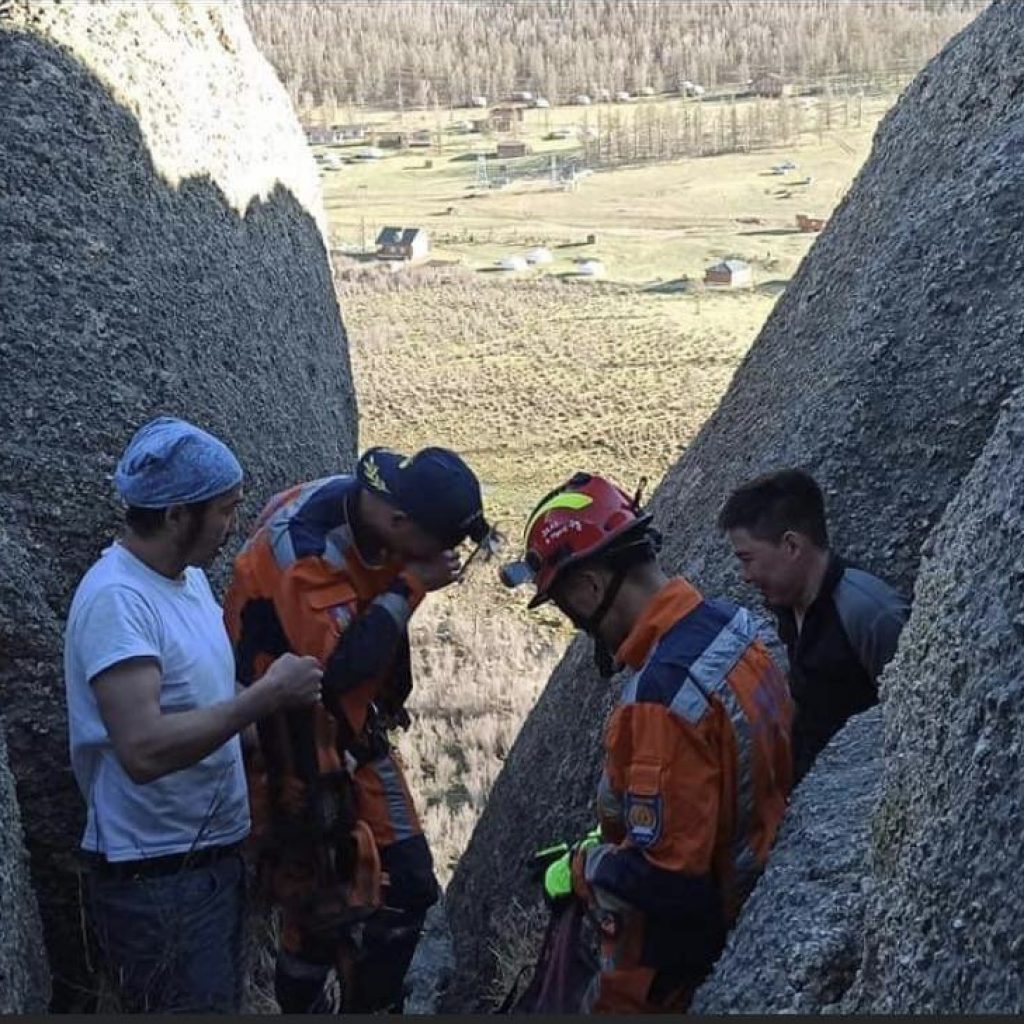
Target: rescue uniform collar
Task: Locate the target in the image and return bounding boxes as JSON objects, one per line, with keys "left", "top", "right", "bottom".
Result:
{"left": 615, "top": 577, "right": 704, "bottom": 670}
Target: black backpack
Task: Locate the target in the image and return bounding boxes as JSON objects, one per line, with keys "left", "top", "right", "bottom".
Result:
{"left": 496, "top": 901, "right": 600, "bottom": 1015}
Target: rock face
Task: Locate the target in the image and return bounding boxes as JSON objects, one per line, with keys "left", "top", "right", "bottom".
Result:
{"left": 446, "top": 0, "right": 1024, "bottom": 1010}
{"left": 0, "top": 1, "right": 355, "bottom": 1007}
{"left": 840, "top": 389, "right": 1024, "bottom": 1013}
{"left": 691, "top": 708, "right": 882, "bottom": 1013}
{"left": 700, "top": 388, "right": 1024, "bottom": 1014}
{"left": 0, "top": 723, "right": 50, "bottom": 1012}
{"left": 404, "top": 901, "right": 457, "bottom": 1015}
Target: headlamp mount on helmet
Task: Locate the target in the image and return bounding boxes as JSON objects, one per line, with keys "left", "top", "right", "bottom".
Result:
{"left": 500, "top": 472, "right": 660, "bottom": 605}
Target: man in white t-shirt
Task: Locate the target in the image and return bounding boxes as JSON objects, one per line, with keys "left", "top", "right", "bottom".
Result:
{"left": 64, "top": 416, "right": 322, "bottom": 1013}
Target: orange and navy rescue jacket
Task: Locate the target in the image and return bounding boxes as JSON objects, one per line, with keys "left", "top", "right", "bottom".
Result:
{"left": 222, "top": 475, "right": 427, "bottom": 832}
{"left": 580, "top": 577, "right": 793, "bottom": 977}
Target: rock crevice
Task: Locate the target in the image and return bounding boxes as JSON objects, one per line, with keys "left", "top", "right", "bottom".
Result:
{"left": 447, "top": 1, "right": 1024, "bottom": 1010}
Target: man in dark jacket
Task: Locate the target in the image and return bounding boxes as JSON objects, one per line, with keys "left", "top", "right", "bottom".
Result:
{"left": 718, "top": 469, "right": 909, "bottom": 782}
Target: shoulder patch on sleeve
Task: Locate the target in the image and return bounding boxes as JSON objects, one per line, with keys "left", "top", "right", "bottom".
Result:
{"left": 625, "top": 792, "right": 663, "bottom": 848}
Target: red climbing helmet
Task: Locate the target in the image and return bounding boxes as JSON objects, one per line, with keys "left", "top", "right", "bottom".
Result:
{"left": 500, "top": 472, "right": 655, "bottom": 608}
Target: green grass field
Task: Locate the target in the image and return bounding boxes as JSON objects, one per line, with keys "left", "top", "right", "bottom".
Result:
{"left": 340, "top": 268, "right": 772, "bottom": 526}
{"left": 318, "top": 92, "right": 889, "bottom": 288}
{"left": 334, "top": 93, "right": 891, "bottom": 528}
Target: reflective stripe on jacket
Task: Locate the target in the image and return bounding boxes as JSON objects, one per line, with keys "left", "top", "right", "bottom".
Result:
{"left": 222, "top": 475, "right": 426, "bottom": 838}
{"left": 578, "top": 577, "right": 793, "bottom": 1012}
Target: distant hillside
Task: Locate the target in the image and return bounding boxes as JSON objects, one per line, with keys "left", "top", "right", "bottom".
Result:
{"left": 244, "top": 0, "right": 985, "bottom": 111}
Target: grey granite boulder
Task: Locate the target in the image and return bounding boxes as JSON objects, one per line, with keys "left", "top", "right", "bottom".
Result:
{"left": 1, "top": 0, "right": 355, "bottom": 1006}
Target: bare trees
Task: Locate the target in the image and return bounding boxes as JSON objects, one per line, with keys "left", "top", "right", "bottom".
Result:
{"left": 243, "top": 1, "right": 984, "bottom": 113}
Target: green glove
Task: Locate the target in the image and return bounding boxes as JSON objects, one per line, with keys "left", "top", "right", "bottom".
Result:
{"left": 542, "top": 848, "right": 573, "bottom": 903}
{"left": 542, "top": 828, "right": 602, "bottom": 904}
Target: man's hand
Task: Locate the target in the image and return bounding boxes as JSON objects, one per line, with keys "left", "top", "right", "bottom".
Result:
{"left": 255, "top": 653, "right": 322, "bottom": 712}
{"left": 406, "top": 549, "right": 461, "bottom": 592}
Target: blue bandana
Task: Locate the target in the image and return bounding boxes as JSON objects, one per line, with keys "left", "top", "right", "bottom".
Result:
{"left": 114, "top": 416, "right": 243, "bottom": 508}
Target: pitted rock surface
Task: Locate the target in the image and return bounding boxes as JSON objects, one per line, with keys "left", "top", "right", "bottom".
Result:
{"left": 1, "top": 1, "right": 355, "bottom": 1006}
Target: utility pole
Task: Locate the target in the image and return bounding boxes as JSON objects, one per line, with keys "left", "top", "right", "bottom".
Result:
{"left": 361, "top": 217, "right": 367, "bottom": 255}
{"left": 398, "top": 76, "right": 404, "bottom": 124}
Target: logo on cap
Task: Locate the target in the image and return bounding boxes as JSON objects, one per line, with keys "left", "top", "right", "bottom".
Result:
{"left": 362, "top": 455, "right": 390, "bottom": 493}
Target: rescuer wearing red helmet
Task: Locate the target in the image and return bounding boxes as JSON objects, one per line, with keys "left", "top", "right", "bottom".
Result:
{"left": 503, "top": 473, "right": 794, "bottom": 1013}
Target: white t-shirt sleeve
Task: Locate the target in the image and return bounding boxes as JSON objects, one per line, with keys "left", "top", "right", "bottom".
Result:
{"left": 76, "top": 584, "right": 163, "bottom": 685}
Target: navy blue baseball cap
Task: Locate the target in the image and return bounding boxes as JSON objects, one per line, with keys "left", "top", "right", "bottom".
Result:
{"left": 357, "top": 446, "right": 489, "bottom": 549}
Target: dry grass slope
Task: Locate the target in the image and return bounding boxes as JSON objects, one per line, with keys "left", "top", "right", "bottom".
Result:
{"left": 396, "top": 587, "right": 564, "bottom": 882}
{"left": 341, "top": 263, "right": 768, "bottom": 524}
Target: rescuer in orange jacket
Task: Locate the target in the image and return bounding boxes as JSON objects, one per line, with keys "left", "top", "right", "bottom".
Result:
{"left": 223, "top": 446, "right": 494, "bottom": 1013}
{"left": 502, "top": 473, "right": 794, "bottom": 1013}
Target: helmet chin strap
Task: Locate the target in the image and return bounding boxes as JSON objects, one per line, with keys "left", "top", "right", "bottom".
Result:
{"left": 568, "top": 567, "right": 629, "bottom": 678}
